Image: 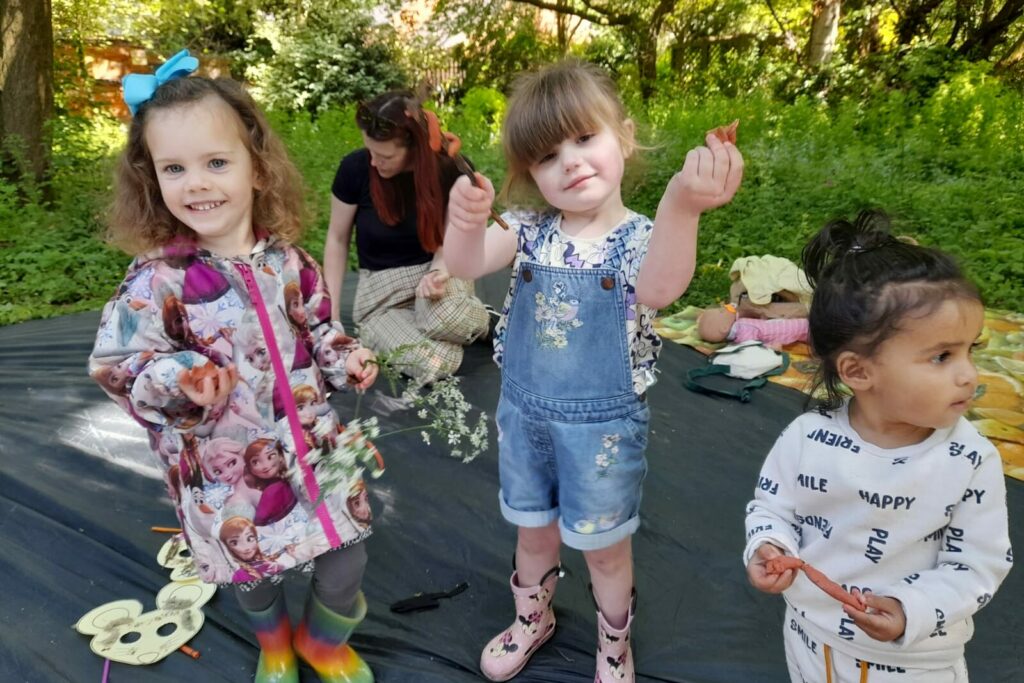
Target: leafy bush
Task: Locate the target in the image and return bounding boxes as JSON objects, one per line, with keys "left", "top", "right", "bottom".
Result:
{"left": 2, "top": 73, "right": 1022, "bottom": 327}
{"left": 245, "top": 6, "right": 406, "bottom": 116}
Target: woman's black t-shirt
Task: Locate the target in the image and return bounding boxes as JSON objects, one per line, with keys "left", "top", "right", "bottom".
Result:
{"left": 331, "top": 148, "right": 461, "bottom": 272}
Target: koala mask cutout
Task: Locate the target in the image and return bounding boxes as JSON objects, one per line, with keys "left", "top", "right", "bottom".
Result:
{"left": 74, "top": 580, "right": 216, "bottom": 665}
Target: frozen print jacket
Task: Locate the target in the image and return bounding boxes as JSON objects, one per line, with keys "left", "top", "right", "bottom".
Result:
{"left": 89, "top": 234, "right": 378, "bottom": 585}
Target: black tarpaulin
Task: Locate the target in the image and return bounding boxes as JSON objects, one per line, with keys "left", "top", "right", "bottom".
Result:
{"left": 1, "top": 273, "right": 1020, "bottom": 682}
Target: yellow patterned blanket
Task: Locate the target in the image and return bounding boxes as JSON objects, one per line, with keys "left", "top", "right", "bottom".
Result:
{"left": 656, "top": 307, "right": 1024, "bottom": 481}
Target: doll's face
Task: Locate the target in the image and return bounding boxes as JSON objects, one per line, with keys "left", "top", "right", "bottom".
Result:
{"left": 104, "top": 366, "right": 130, "bottom": 394}
{"left": 245, "top": 345, "right": 270, "bottom": 371}
{"left": 208, "top": 450, "right": 244, "bottom": 485}
{"left": 297, "top": 399, "right": 317, "bottom": 426}
{"left": 287, "top": 294, "right": 306, "bottom": 325}
{"left": 348, "top": 488, "right": 371, "bottom": 523}
{"left": 322, "top": 344, "right": 341, "bottom": 366}
{"left": 225, "top": 527, "right": 259, "bottom": 561}
{"left": 249, "top": 443, "right": 283, "bottom": 480}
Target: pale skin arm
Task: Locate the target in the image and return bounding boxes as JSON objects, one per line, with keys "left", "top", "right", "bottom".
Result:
{"left": 443, "top": 174, "right": 518, "bottom": 280}
{"left": 635, "top": 134, "right": 744, "bottom": 310}
{"left": 323, "top": 196, "right": 357, "bottom": 322}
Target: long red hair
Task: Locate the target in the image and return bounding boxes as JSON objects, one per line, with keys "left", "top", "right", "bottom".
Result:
{"left": 361, "top": 91, "right": 446, "bottom": 252}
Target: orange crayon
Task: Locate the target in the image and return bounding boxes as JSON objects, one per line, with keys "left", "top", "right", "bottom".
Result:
{"left": 150, "top": 526, "right": 182, "bottom": 533}
{"left": 179, "top": 644, "right": 200, "bottom": 659}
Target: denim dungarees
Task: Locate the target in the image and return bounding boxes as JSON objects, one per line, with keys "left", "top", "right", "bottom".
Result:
{"left": 496, "top": 217, "right": 650, "bottom": 551}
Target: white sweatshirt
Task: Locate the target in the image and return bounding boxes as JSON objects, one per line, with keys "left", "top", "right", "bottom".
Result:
{"left": 744, "top": 402, "right": 1013, "bottom": 669}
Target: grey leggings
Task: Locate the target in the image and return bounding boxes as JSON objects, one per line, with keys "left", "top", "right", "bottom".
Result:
{"left": 234, "top": 541, "right": 368, "bottom": 617}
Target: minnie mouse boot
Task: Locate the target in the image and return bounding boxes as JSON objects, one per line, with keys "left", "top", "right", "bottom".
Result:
{"left": 479, "top": 566, "right": 559, "bottom": 681}
{"left": 293, "top": 590, "right": 374, "bottom": 683}
{"left": 594, "top": 592, "right": 636, "bottom": 683}
{"left": 240, "top": 592, "right": 299, "bottom": 683}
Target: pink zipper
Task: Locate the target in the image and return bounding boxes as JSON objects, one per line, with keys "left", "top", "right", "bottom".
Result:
{"left": 234, "top": 262, "right": 341, "bottom": 547}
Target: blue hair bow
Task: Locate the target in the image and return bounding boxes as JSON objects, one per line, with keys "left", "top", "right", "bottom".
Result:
{"left": 122, "top": 49, "right": 199, "bottom": 116}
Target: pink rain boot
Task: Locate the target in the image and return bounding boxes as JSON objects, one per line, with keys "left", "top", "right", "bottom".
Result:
{"left": 479, "top": 565, "right": 560, "bottom": 682}
{"left": 594, "top": 590, "right": 636, "bottom": 683}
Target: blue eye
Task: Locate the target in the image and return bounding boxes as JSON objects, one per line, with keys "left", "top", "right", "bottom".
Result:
{"left": 932, "top": 351, "right": 950, "bottom": 364}
{"left": 164, "top": 164, "right": 184, "bottom": 174}
{"left": 578, "top": 133, "right": 594, "bottom": 143}
{"left": 209, "top": 158, "right": 227, "bottom": 169}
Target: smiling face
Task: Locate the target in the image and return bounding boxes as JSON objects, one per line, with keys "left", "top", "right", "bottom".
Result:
{"left": 528, "top": 125, "right": 627, "bottom": 223}
{"left": 208, "top": 449, "right": 245, "bottom": 486}
{"left": 145, "top": 96, "right": 257, "bottom": 256}
{"left": 248, "top": 442, "right": 283, "bottom": 480}
{"left": 362, "top": 133, "right": 410, "bottom": 179}
{"left": 225, "top": 527, "right": 259, "bottom": 561}
{"left": 847, "top": 298, "right": 983, "bottom": 445}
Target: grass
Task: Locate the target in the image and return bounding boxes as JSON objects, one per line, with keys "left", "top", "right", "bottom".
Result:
{"left": 1, "top": 69, "right": 1022, "bottom": 327}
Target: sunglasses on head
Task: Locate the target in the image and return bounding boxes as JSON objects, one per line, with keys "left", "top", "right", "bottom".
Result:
{"left": 356, "top": 101, "right": 402, "bottom": 138}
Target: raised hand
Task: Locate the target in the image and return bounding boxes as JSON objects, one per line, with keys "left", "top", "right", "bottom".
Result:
{"left": 663, "top": 133, "right": 744, "bottom": 218}
{"left": 448, "top": 173, "right": 496, "bottom": 233}
{"left": 178, "top": 363, "right": 238, "bottom": 406}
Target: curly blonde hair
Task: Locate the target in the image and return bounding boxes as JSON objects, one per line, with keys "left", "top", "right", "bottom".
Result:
{"left": 108, "top": 77, "right": 306, "bottom": 254}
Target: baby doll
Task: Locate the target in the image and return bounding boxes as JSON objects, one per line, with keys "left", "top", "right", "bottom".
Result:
{"left": 697, "top": 305, "right": 808, "bottom": 349}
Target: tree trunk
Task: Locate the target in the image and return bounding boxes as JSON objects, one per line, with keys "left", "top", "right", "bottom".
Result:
{"left": 625, "top": 22, "right": 660, "bottom": 102}
{"left": 806, "top": 0, "right": 841, "bottom": 67}
{"left": 896, "top": 0, "right": 944, "bottom": 45}
{"left": 997, "top": 26, "right": 1024, "bottom": 67}
{"left": 0, "top": 0, "right": 54, "bottom": 183}
{"left": 958, "top": 0, "right": 1024, "bottom": 60}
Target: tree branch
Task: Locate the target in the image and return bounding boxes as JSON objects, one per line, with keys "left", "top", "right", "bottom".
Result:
{"left": 509, "top": 0, "right": 629, "bottom": 27}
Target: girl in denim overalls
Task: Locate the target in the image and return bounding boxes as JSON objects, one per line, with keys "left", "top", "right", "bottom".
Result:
{"left": 445, "top": 60, "right": 744, "bottom": 682}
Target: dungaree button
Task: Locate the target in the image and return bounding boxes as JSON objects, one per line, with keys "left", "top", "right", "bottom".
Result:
{"left": 600, "top": 276, "right": 615, "bottom": 290}
{"left": 522, "top": 269, "right": 533, "bottom": 283}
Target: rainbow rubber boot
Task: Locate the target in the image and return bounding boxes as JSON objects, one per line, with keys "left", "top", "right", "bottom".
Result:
{"left": 241, "top": 592, "right": 299, "bottom": 683}
{"left": 293, "top": 590, "right": 374, "bottom": 683}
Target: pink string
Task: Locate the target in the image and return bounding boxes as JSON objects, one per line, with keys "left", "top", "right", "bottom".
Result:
{"left": 101, "top": 659, "right": 110, "bottom": 683}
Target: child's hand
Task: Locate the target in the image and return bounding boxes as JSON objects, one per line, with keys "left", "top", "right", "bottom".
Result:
{"left": 448, "top": 173, "right": 495, "bottom": 233}
{"left": 346, "top": 348, "right": 378, "bottom": 391}
{"left": 746, "top": 542, "right": 797, "bottom": 594}
{"left": 842, "top": 591, "right": 907, "bottom": 642}
{"left": 416, "top": 269, "right": 450, "bottom": 299}
{"left": 663, "top": 133, "right": 744, "bottom": 218}
{"left": 178, "top": 363, "right": 238, "bottom": 406}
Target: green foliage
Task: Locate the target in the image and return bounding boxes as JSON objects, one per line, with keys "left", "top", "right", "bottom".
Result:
{"left": 637, "top": 77, "right": 1024, "bottom": 315}
{"left": 266, "top": 107, "right": 363, "bottom": 261}
{"left": 245, "top": 5, "right": 406, "bottom": 116}
{"left": 0, "top": 113, "right": 129, "bottom": 326}
{"left": 4, "top": 68, "right": 1023, "bottom": 327}
{"left": 434, "top": 1, "right": 563, "bottom": 93}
